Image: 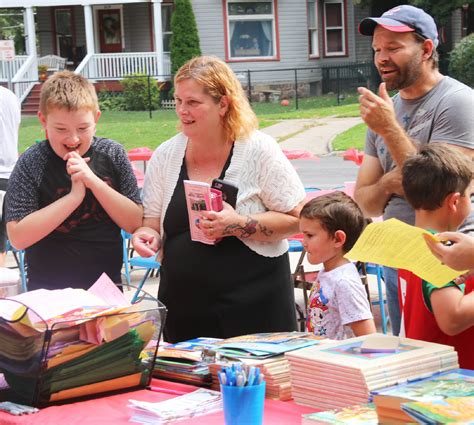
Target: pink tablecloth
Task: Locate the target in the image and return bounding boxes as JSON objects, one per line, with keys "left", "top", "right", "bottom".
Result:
{"left": 0, "top": 379, "right": 316, "bottom": 425}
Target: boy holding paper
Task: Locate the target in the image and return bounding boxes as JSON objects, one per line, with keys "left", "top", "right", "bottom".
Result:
{"left": 400, "top": 144, "right": 474, "bottom": 368}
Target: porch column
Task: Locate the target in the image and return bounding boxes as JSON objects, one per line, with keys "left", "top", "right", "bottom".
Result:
{"left": 24, "top": 7, "right": 37, "bottom": 57}
{"left": 84, "top": 5, "right": 95, "bottom": 55}
{"left": 83, "top": 4, "right": 97, "bottom": 79}
{"left": 152, "top": 0, "right": 164, "bottom": 77}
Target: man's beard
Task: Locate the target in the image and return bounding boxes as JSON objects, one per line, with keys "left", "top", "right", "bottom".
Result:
{"left": 378, "top": 56, "right": 423, "bottom": 91}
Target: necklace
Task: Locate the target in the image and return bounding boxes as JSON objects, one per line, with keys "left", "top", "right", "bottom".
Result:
{"left": 186, "top": 140, "right": 232, "bottom": 184}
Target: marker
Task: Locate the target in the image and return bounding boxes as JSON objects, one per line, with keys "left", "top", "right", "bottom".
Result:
{"left": 146, "top": 386, "right": 188, "bottom": 395}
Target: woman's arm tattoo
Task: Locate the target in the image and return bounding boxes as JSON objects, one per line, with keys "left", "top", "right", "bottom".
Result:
{"left": 223, "top": 216, "right": 274, "bottom": 239}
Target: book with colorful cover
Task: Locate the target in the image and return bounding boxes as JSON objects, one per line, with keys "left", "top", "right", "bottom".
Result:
{"left": 183, "top": 180, "right": 223, "bottom": 245}
{"left": 371, "top": 368, "right": 474, "bottom": 422}
{"left": 302, "top": 403, "right": 378, "bottom": 424}
{"left": 164, "top": 337, "right": 223, "bottom": 352}
{"left": 215, "top": 332, "right": 324, "bottom": 359}
{"left": 401, "top": 396, "right": 474, "bottom": 424}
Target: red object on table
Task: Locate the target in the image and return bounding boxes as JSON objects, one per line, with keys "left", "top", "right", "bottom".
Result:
{"left": 127, "top": 147, "right": 153, "bottom": 162}
{"left": 0, "top": 379, "right": 316, "bottom": 425}
{"left": 282, "top": 149, "right": 319, "bottom": 160}
{"left": 343, "top": 148, "right": 364, "bottom": 166}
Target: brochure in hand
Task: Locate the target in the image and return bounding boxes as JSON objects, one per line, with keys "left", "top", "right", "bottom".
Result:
{"left": 183, "top": 180, "right": 223, "bottom": 245}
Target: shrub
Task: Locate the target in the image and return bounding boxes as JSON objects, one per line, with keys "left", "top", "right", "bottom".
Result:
{"left": 98, "top": 91, "right": 126, "bottom": 111}
{"left": 170, "top": 0, "right": 201, "bottom": 75}
{"left": 449, "top": 33, "right": 474, "bottom": 88}
{"left": 121, "top": 74, "right": 160, "bottom": 111}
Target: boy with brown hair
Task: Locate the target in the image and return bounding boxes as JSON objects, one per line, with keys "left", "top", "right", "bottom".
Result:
{"left": 5, "top": 71, "right": 142, "bottom": 291}
{"left": 300, "top": 191, "right": 376, "bottom": 340}
{"left": 400, "top": 143, "right": 474, "bottom": 368}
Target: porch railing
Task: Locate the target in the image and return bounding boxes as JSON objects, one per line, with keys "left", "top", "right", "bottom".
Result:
{"left": 76, "top": 52, "right": 171, "bottom": 80}
{"left": 11, "top": 55, "right": 38, "bottom": 103}
{"left": 0, "top": 55, "right": 29, "bottom": 82}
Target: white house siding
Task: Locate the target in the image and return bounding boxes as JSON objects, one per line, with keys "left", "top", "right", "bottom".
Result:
{"left": 352, "top": 4, "right": 372, "bottom": 63}
{"left": 37, "top": 7, "right": 53, "bottom": 57}
{"left": 123, "top": 3, "right": 153, "bottom": 53}
{"left": 192, "top": 0, "right": 327, "bottom": 95}
{"left": 74, "top": 8, "right": 86, "bottom": 56}
{"left": 36, "top": 6, "right": 86, "bottom": 59}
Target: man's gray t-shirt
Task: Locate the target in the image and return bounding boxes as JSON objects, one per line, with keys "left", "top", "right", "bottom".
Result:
{"left": 365, "top": 76, "right": 474, "bottom": 233}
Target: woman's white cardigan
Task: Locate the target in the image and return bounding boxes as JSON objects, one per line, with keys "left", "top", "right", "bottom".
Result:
{"left": 142, "top": 130, "right": 306, "bottom": 257}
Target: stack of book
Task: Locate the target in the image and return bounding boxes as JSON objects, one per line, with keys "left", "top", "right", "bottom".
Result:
{"left": 208, "top": 332, "right": 325, "bottom": 401}
{"left": 209, "top": 355, "right": 293, "bottom": 400}
{"left": 371, "top": 368, "right": 474, "bottom": 422}
{"left": 286, "top": 334, "right": 459, "bottom": 410}
{"left": 214, "top": 332, "right": 322, "bottom": 359}
{"left": 141, "top": 338, "right": 220, "bottom": 387}
{"left": 0, "top": 275, "right": 165, "bottom": 406}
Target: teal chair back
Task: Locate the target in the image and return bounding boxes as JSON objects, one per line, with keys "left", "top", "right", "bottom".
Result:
{"left": 121, "top": 230, "right": 160, "bottom": 303}
{"left": 5, "top": 240, "right": 27, "bottom": 292}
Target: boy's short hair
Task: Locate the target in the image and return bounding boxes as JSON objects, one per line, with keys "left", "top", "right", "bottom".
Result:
{"left": 300, "top": 191, "right": 366, "bottom": 252}
{"left": 402, "top": 144, "right": 473, "bottom": 211}
{"left": 39, "top": 71, "right": 99, "bottom": 116}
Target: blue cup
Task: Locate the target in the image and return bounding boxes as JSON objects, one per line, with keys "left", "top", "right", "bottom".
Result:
{"left": 221, "top": 382, "right": 266, "bottom": 425}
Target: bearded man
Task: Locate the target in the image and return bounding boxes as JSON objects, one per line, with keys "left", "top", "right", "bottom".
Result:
{"left": 354, "top": 5, "right": 474, "bottom": 336}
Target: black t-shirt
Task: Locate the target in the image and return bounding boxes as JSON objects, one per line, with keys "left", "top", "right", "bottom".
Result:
{"left": 5, "top": 137, "right": 142, "bottom": 290}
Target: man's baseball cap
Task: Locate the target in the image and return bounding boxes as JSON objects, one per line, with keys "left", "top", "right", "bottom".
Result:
{"left": 359, "top": 5, "right": 439, "bottom": 47}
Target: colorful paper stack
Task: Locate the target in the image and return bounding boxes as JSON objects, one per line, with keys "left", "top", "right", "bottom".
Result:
{"left": 286, "top": 334, "right": 459, "bottom": 411}
{"left": 0, "top": 276, "right": 164, "bottom": 406}
{"left": 371, "top": 368, "right": 474, "bottom": 422}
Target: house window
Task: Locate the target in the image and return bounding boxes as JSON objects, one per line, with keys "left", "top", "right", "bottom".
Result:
{"left": 55, "top": 8, "right": 74, "bottom": 61}
{"left": 227, "top": 1, "right": 276, "bottom": 59}
{"left": 308, "top": 0, "right": 319, "bottom": 57}
{"left": 162, "top": 3, "right": 172, "bottom": 53}
{"left": 323, "top": 0, "right": 346, "bottom": 56}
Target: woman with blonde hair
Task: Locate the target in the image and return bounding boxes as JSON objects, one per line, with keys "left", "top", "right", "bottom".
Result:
{"left": 133, "top": 56, "right": 305, "bottom": 342}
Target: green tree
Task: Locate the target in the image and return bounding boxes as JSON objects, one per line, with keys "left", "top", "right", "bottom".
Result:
{"left": 449, "top": 33, "right": 474, "bottom": 87}
{"left": 409, "top": 0, "right": 473, "bottom": 27}
{"left": 354, "top": 0, "right": 474, "bottom": 27}
{"left": 170, "top": 0, "right": 201, "bottom": 76}
{"left": 0, "top": 8, "right": 26, "bottom": 54}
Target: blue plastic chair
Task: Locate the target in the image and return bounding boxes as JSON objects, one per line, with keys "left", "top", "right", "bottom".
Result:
{"left": 121, "top": 230, "right": 161, "bottom": 303}
{"left": 364, "top": 263, "right": 389, "bottom": 334}
{"left": 5, "top": 240, "right": 27, "bottom": 292}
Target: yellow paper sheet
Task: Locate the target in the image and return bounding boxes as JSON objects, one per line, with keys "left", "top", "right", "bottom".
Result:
{"left": 345, "top": 218, "right": 467, "bottom": 287}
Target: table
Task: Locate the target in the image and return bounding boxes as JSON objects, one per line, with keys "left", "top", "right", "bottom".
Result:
{"left": 128, "top": 147, "right": 153, "bottom": 172}
{"left": 260, "top": 90, "right": 281, "bottom": 103}
{"left": 0, "top": 379, "right": 316, "bottom": 425}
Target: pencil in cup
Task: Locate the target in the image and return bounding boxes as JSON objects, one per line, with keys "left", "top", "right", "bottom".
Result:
{"left": 218, "top": 364, "right": 265, "bottom": 387}
{"left": 219, "top": 364, "right": 266, "bottom": 425}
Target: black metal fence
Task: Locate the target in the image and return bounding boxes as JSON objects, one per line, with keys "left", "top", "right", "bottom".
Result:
{"left": 16, "top": 59, "right": 455, "bottom": 116}
{"left": 233, "top": 62, "right": 380, "bottom": 109}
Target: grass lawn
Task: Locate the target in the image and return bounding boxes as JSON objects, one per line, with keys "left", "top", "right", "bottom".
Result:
{"left": 19, "top": 94, "right": 360, "bottom": 153}
{"left": 331, "top": 122, "right": 367, "bottom": 151}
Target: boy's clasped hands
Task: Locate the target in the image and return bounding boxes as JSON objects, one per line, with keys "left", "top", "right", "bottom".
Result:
{"left": 64, "top": 151, "right": 96, "bottom": 198}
